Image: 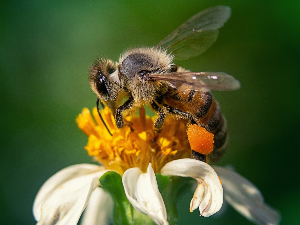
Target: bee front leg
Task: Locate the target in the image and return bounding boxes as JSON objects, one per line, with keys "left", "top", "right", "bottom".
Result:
{"left": 116, "top": 96, "right": 134, "bottom": 128}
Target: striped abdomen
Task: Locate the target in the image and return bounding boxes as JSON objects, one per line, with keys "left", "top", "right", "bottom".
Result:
{"left": 196, "top": 95, "right": 228, "bottom": 162}
{"left": 163, "top": 88, "right": 228, "bottom": 162}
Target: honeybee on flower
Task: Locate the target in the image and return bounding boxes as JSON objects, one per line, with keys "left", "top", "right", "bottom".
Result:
{"left": 33, "top": 5, "right": 279, "bottom": 225}
{"left": 89, "top": 6, "right": 240, "bottom": 163}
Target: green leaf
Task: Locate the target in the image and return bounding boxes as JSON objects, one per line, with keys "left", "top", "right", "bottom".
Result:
{"left": 156, "top": 173, "right": 171, "bottom": 192}
{"left": 100, "top": 171, "right": 131, "bottom": 225}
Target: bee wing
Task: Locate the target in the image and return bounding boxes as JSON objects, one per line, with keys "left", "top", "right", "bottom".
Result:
{"left": 156, "top": 6, "right": 231, "bottom": 60}
{"left": 149, "top": 72, "right": 240, "bottom": 91}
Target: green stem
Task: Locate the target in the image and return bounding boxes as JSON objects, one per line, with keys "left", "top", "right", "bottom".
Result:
{"left": 100, "top": 171, "right": 155, "bottom": 225}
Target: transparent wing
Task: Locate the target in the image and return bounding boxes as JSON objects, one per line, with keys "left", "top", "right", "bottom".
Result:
{"left": 149, "top": 72, "right": 240, "bottom": 91}
{"left": 156, "top": 6, "right": 231, "bottom": 60}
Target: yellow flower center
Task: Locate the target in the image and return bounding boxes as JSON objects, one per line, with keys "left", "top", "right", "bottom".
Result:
{"left": 76, "top": 107, "right": 191, "bottom": 174}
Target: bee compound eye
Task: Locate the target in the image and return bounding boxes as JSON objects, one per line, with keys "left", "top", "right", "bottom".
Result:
{"left": 96, "top": 71, "right": 109, "bottom": 97}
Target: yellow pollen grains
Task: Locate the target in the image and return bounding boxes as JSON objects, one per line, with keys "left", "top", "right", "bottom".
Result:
{"left": 76, "top": 107, "right": 191, "bottom": 174}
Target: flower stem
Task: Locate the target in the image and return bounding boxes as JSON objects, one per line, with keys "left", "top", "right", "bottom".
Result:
{"left": 100, "top": 171, "right": 155, "bottom": 225}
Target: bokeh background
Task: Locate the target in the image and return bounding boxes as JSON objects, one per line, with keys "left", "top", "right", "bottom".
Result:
{"left": 1, "top": 0, "right": 299, "bottom": 224}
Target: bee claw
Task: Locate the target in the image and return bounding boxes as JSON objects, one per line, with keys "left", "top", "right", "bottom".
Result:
{"left": 191, "top": 150, "right": 207, "bottom": 163}
{"left": 155, "top": 128, "right": 162, "bottom": 133}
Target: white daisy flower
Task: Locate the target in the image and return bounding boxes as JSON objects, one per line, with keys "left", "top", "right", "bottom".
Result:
{"left": 33, "top": 107, "right": 279, "bottom": 225}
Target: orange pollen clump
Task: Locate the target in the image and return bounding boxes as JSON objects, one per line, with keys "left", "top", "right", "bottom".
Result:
{"left": 76, "top": 107, "right": 191, "bottom": 174}
{"left": 187, "top": 124, "right": 214, "bottom": 155}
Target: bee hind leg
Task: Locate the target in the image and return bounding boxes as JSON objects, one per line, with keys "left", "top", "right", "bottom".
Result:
{"left": 191, "top": 151, "right": 206, "bottom": 162}
{"left": 151, "top": 101, "right": 191, "bottom": 132}
{"left": 162, "top": 108, "right": 207, "bottom": 162}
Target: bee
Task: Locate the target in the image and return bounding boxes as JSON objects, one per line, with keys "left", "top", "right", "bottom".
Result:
{"left": 89, "top": 6, "right": 240, "bottom": 162}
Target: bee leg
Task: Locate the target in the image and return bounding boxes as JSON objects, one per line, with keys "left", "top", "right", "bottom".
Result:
{"left": 152, "top": 102, "right": 191, "bottom": 132}
{"left": 151, "top": 101, "right": 165, "bottom": 132}
{"left": 191, "top": 151, "right": 206, "bottom": 162}
{"left": 154, "top": 112, "right": 165, "bottom": 132}
{"left": 116, "top": 96, "right": 134, "bottom": 128}
{"left": 167, "top": 107, "right": 190, "bottom": 119}
{"left": 162, "top": 107, "right": 207, "bottom": 162}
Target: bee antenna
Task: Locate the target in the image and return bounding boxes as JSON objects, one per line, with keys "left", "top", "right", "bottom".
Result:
{"left": 96, "top": 98, "right": 113, "bottom": 136}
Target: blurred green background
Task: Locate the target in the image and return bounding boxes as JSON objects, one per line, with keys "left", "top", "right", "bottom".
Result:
{"left": 1, "top": 0, "right": 299, "bottom": 224}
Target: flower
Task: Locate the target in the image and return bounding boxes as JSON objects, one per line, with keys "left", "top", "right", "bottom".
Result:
{"left": 76, "top": 107, "right": 191, "bottom": 174}
{"left": 33, "top": 107, "right": 280, "bottom": 225}
{"left": 213, "top": 166, "right": 280, "bottom": 225}
{"left": 33, "top": 164, "right": 113, "bottom": 224}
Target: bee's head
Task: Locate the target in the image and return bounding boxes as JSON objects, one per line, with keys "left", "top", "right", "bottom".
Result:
{"left": 89, "top": 59, "right": 118, "bottom": 100}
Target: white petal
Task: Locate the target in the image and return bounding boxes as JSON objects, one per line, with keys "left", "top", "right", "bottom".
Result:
{"left": 214, "top": 166, "right": 280, "bottom": 225}
{"left": 81, "top": 187, "right": 113, "bottom": 225}
{"left": 122, "top": 164, "right": 168, "bottom": 225}
{"left": 161, "top": 158, "right": 223, "bottom": 217}
{"left": 33, "top": 164, "right": 108, "bottom": 225}
{"left": 190, "top": 182, "right": 205, "bottom": 211}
